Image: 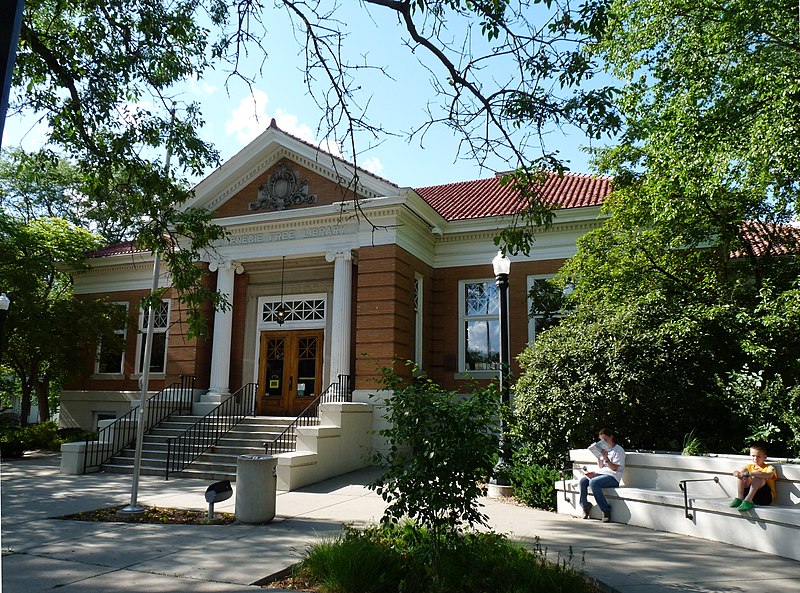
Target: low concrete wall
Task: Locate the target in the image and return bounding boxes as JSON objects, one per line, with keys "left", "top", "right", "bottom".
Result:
{"left": 59, "top": 390, "right": 141, "bottom": 431}
{"left": 276, "top": 402, "right": 374, "bottom": 491}
{"left": 556, "top": 450, "right": 800, "bottom": 561}
{"left": 60, "top": 418, "right": 138, "bottom": 475}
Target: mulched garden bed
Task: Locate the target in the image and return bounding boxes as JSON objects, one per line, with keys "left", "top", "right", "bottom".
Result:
{"left": 56, "top": 505, "right": 237, "bottom": 525}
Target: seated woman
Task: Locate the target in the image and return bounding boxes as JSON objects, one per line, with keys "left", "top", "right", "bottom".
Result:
{"left": 579, "top": 428, "right": 625, "bottom": 523}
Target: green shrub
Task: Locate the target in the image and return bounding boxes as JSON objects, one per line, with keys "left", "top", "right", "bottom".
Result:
{"left": 19, "top": 420, "right": 63, "bottom": 449}
{"left": 508, "top": 458, "right": 562, "bottom": 511}
{"left": 720, "top": 369, "right": 800, "bottom": 457}
{"left": 0, "top": 420, "right": 67, "bottom": 456}
{"left": 511, "top": 302, "right": 750, "bottom": 467}
{"left": 369, "top": 363, "right": 500, "bottom": 539}
{"left": 296, "top": 522, "right": 597, "bottom": 593}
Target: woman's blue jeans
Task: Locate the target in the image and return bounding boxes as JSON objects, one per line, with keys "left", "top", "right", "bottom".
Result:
{"left": 579, "top": 474, "right": 619, "bottom": 513}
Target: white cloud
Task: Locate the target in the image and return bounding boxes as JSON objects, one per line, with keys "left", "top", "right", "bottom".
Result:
{"left": 225, "top": 90, "right": 272, "bottom": 145}
{"left": 223, "top": 90, "right": 385, "bottom": 172}
{"left": 186, "top": 73, "right": 218, "bottom": 97}
{"left": 272, "top": 108, "right": 315, "bottom": 144}
{"left": 360, "top": 156, "right": 384, "bottom": 176}
{"left": 115, "top": 101, "right": 156, "bottom": 128}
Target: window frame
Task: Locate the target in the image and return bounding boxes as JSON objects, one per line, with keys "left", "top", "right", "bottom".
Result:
{"left": 527, "top": 274, "right": 573, "bottom": 343}
{"left": 94, "top": 301, "right": 129, "bottom": 377}
{"left": 457, "top": 278, "right": 501, "bottom": 378}
{"left": 414, "top": 273, "right": 423, "bottom": 370}
{"left": 134, "top": 299, "right": 171, "bottom": 377}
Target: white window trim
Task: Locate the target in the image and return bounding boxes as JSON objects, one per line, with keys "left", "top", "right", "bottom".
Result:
{"left": 414, "top": 274, "right": 423, "bottom": 370}
{"left": 253, "top": 293, "right": 329, "bottom": 385}
{"left": 94, "top": 301, "right": 129, "bottom": 377}
{"left": 134, "top": 299, "right": 170, "bottom": 377}
{"left": 257, "top": 293, "right": 328, "bottom": 331}
{"left": 527, "top": 274, "right": 572, "bottom": 343}
{"left": 456, "top": 278, "right": 501, "bottom": 379}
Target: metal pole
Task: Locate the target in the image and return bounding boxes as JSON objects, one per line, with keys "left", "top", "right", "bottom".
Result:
{"left": 118, "top": 106, "right": 174, "bottom": 516}
{"left": 494, "top": 272, "right": 511, "bottom": 485}
{"left": 118, "top": 255, "right": 160, "bottom": 515}
{"left": 497, "top": 273, "right": 510, "bottom": 404}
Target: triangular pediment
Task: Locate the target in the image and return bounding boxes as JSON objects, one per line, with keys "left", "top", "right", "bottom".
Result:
{"left": 185, "top": 121, "right": 401, "bottom": 219}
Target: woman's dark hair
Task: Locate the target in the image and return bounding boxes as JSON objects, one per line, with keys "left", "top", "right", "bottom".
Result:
{"left": 599, "top": 428, "right": 616, "bottom": 440}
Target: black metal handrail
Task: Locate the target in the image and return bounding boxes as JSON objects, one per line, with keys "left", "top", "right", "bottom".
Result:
{"left": 263, "top": 374, "right": 352, "bottom": 455}
{"left": 83, "top": 375, "right": 196, "bottom": 473}
{"left": 164, "top": 383, "right": 258, "bottom": 480}
{"left": 560, "top": 462, "right": 588, "bottom": 501}
{"left": 679, "top": 477, "right": 720, "bottom": 519}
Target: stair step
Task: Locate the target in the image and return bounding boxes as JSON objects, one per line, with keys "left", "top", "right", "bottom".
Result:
{"left": 98, "top": 413, "right": 305, "bottom": 479}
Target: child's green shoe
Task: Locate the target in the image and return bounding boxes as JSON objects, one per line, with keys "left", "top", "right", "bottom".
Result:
{"left": 729, "top": 498, "right": 742, "bottom": 508}
{"left": 737, "top": 500, "right": 754, "bottom": 512}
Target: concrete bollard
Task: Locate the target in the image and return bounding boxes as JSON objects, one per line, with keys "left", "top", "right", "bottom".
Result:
{"left": 235, "top": 454, "right": 278, "bottom": 524}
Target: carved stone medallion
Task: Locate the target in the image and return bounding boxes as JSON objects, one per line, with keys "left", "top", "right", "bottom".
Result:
{"left": 249, "top": 162, "right": 318, "bottom": 211}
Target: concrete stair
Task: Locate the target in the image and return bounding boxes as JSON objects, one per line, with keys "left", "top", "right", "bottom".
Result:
{"left": 100, "top": 415, "right": 316, "bottom": 481}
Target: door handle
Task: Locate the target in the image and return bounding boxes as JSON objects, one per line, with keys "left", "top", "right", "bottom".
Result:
{"left": 289, "top": 376, "right": 293, "bottom": 391}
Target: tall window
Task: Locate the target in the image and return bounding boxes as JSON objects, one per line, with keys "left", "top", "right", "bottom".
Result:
{"left": 460, "top": 280, "right": 500, "bottom": 371}
{"left": 528, "top": 276, "right": 573, "bottom": 342}
{"left": 414, "top": 274, "right": 423, "bottom": 369}
{"left": 96, "top": 302, "right": 128, "bottom": 375}
{"left": 137, "top": 300, "right": 170, "bottom": 374}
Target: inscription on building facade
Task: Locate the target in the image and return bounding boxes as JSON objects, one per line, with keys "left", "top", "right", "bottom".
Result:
{"left": 225, "top": 224, "right": 352, "bottom": 246}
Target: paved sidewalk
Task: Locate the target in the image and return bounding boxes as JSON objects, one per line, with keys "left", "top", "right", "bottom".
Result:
{"left": 2, "top": 452, "right": 799, "bottom": 593}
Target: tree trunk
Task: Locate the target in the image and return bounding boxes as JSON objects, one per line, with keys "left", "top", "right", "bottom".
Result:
{"left": 34, "top": 378, "right": 50, "bottom": 423}
{"left": 19, "top": 381, "right": 33, "bottom": 426}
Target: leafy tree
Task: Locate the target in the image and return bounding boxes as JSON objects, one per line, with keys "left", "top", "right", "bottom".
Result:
{"left": 0, "top": 212, "right": 126, "bottom": 424}
{"left": 8, "top": 0, "right": 231, "bottom": 335}
{"left": 512, "top": 0, "right": 800, "bottom": 461}
{"left": 8, "top": 0, "right": 625, "bottom": 269}
{"left": 369, "top": 364, "right": 500, "bottom": 540}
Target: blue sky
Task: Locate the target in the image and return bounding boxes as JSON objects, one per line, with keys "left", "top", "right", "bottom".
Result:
{"left": 2, "top": 3, "right": 613, "bottom": 189}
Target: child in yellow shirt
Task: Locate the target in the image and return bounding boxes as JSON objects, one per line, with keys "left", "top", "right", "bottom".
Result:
{"left": 730, "top": 443, "right": 778, "bottom": 512}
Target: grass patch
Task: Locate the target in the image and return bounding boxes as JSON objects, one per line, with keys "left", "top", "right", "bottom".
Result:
{"left": 287, "top": 522, "right": 599, "bottom": 593}
{"left": 57, "top": 505, "right": 236, "bottom": 525}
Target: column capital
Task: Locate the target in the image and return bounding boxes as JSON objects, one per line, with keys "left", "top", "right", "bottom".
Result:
{"left": 325, "top": 249, "right": 352, "bottom": 263}
{"left": 208, "top": 259, "right": 244, "bottom": 274}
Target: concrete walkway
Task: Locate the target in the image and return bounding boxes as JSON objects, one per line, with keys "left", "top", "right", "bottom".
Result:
{"left": 2, "top": 452, "right": 799, "bottom": 593}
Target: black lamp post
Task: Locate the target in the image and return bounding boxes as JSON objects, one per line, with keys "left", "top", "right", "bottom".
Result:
{"left": 491, "top": 250, "right": 511, "bottom": 488}
{"left": 492, "top": 250, "right": 511, "bottom": 401}
{"left": 276, "top": 256, "right": 287, "bottom": 325}
{"left": 0, "top": 292, "right": 10, "bottom": 365}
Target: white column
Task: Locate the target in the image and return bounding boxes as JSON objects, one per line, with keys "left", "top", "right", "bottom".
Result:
{"left": 207, "top": 260, "right": 243, "bottom": 397}
{"left": 325, "top": 250, "right": 353, "bottom": 390}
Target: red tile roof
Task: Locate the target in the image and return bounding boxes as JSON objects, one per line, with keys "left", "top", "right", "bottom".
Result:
{"left": 87, "top": 242, "right": 141, "bottom": 258}
{"left": 415, "top": 172, "right": 611, "bottom": 221}
{"left": 733, "top": 221, "right": 800, "bottom": 258}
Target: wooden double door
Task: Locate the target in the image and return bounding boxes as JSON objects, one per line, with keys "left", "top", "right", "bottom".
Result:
{"left": 257, "top": 329, "right": 324, "bottom": 416}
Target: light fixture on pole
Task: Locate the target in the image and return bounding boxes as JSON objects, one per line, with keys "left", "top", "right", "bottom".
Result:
{"left": 275, "top": 256, "right": 287, "bottom": 325}
{"left": 490, "top": 249, "right": 512, "bottom": 492}
{"left": 0, "top": 292, "right": 10, "bottom": 365}
{"left": 492, "top": 250, "right": 511, "bottom": 396}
